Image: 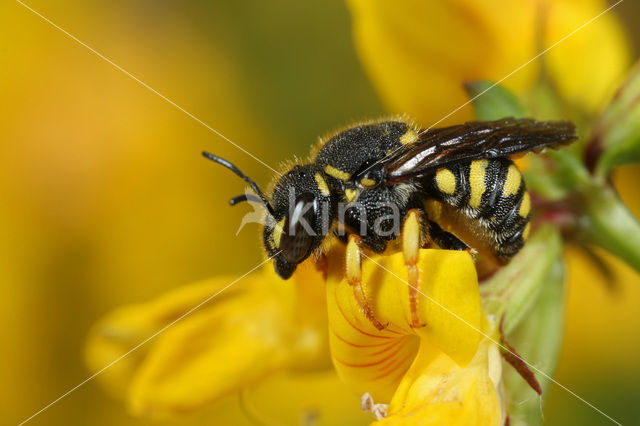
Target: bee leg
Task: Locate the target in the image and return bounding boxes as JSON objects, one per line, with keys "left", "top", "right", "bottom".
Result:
{"left": 403, "top": 209, "right": 426, "bottom": 328}
{"left": 346, "top": 234, "right": 387, "bottom": 330}
{"left": 426, "top": 220, "right": 470, "bottom": 252}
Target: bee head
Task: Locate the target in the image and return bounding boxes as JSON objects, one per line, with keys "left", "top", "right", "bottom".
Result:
{"left": 264, "top": 165, "right": 335, "bottom": 278}
{"left": 203, "top": 153, "right": 333, "bottom": 280}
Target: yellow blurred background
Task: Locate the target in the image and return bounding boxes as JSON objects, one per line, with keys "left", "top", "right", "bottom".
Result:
{"left": 1, "top": 1, "right": 638, "bottom": 425}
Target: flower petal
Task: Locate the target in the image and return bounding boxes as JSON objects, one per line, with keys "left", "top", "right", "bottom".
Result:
{"left": 544, "top": 0, "right": 631, "bottom": 114}
{"left": 85, "top": 278, "right": 248, "bottom": 398}
{"left": 244, "top": 370, "right": 373, "bottom": 425}
{"left": 326, "top": 248, "right": 483, "bottom": 402}
{"left": 347, "top": 0, "right": 538, "bottom": 125}
{"left": 377, "top": 336, "right": 502, "bottom": 426}
{"left": 348, "top": 0, "right": 630, "bottom": 123}
{"left": 86, "top": 263, "right": 331, "bottom": 418}
{"left": 127, "top": 282, "right": 292, "bottom": 417}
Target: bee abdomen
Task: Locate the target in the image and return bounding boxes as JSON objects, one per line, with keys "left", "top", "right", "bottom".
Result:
{"left": 431, "top": 158, "right": 531, "bottom": 260}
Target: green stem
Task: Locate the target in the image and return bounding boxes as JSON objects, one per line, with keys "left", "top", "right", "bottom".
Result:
{"left": 581, "top": 184, "right": 640, "bottom": 273}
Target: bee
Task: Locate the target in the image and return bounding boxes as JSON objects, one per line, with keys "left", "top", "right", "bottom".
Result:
{"left": 204, "top": 117, "right": 576, "bottom": 329}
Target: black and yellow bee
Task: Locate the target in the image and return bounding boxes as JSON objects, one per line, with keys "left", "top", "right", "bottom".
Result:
{"left": 204, "top": 117, "right": 576, "bottom": 328}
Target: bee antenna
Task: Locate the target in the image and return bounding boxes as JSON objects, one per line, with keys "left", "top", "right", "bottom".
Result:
{"left": 202, "top": 151, "right": 275, "bottom": 216}
{"left": 229, "top": 193, "right": 264, "bottom": 206}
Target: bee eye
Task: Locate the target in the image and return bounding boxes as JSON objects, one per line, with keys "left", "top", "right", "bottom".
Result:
{"left": 280, "top": 192, "right": 317, "bottom": 264}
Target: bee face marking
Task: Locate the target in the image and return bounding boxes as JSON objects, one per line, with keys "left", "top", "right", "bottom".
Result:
{"left": 503, "top": 165, "right": 522, "bottom": 197}
{"left": 314, "top": 172, "right": 330, "bottom": 196}
{"left": 324, "top": 164, "right": 351, "bottom": 181}
{"left": 435, "top": 168, "right": 456, "bottom": 194}
{"left": 522, "top": 223, "right": 531, "bottom": 240}
{"left": 469, "top": 159, "right": 488, "bottom": 209}
{"left": 272, "top": 217, "right": 286, "bottom": 249}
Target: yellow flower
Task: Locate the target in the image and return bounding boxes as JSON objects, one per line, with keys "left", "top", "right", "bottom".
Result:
{"left": 87, "top": 243, "right": 505, "bottom": 424}
{"left": 326, "top": 248, "right": 503, "bottom": 425}
{"left": 347, "top": 0, "right": 630, "bottom": 124}
{"left": 86, "top": 263, "right": 332, "bottom": 418}
{"left": 87, "top": 240, "right": 501, "bottom": 424}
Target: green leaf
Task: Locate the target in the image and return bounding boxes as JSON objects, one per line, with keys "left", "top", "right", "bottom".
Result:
{"left": 592, "top": 61, "right": 640, "bottom": 176}
{"left": 481, "top": 226, "right": 565, "bottom": 426}
{"left": 502, "top": 260, "right": 565, "bottom": 426}
{"left": 581, "top": 183, "right": 640, "bottom": 273}
{"left": 523, "top": 151, "right": 590, "bottom": 201}
{"left": 464, "top": 81, "right": 528, "bottom": 121}
{"left": 481, "top": 225, "right": 562, "bottom": 332}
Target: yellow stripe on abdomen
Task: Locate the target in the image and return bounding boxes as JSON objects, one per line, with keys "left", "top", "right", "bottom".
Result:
{"left": 468, "top": 160, "right": 488, "bottom": 209}
{"left": 503, "top": 165, "right": 522, "bottom": 197}
{"left": 519, "top": 192, "right": 531, "bottom": 217}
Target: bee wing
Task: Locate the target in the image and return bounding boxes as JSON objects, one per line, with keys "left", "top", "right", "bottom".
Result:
{"left": 384, "top": 118, "right": 577, "bottom": 183}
